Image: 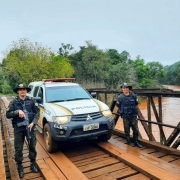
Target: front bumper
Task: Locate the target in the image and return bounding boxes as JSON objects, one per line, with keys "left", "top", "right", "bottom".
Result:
{"left": 49, "top": 116, "right": 115, "bottom": 141}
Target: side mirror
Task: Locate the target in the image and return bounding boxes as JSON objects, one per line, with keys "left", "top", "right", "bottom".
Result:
{"left": 33, "top": 97, "right": 42, "bottom": 103}
{"left": 91, "top": 92, "right": 97, "bottom": 98}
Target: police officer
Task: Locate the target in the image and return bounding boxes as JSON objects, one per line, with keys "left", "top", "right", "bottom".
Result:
{"left": 6, "top": 84, "right": 40, "bottom": 178}
{"left": 116, "top": 83, "right": 142, "bottom": 148}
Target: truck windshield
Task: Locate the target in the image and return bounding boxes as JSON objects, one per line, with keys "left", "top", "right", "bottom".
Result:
{"left": 45, "top": 85, "right": 91, "bottom": 102}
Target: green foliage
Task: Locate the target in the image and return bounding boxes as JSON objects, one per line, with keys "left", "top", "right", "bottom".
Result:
{"left": 161, "top": 61, "right": 180, "bottom": 85}
{"left": 133, "top": 58, "right": 150, "bottom": 88}
{"left": 48, "top": 54, "right": 74, "bottom": 78}
{"left": 69, "top": 41, "right": 109, "bottom": 86}
{"left": 1, "top": 38, "right": 167, "bottom": 91}
{"left": 1, "top": 81, "right": 13, "bottom": 94}
{"left": 59, "top": 43, "right": 74, "bottom": 57}
{"left": 81, "top": 41, "right": 109, "bottom": 83}
{"left": 1, "top": 38, "right": 74, "bottom": 88}
{"left": 0, "top": 68, "right": 5, "bottom": 92}
{"left": 146, "top": 61, "right": 164, "bottom": 79}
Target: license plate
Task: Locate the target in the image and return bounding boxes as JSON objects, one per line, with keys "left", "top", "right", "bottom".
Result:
{"left": 83, "top": 123, "right": 99, "bottom": 131}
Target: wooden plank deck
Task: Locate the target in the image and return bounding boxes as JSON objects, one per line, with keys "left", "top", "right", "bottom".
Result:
{"left": 1, "top": 96, "right": 180, "bottom": 180}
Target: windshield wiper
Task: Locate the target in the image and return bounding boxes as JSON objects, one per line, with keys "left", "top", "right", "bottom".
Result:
{"left": 66, "top": 98, "right": 90, "bottom": 101}
{"left": 47, "top": 100, "right": 65, "bottom": 103}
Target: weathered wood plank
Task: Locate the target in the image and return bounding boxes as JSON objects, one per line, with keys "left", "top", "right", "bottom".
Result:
{"left": 49, "top": 152, "right": 88, "bottom": 180}
{"left": 161, "top": 155, "right": 179, "bottom": 162}
{"left": 97, "top": 141, "right": 180, "bottom": 180}
{"left": 69, "top": 150, "right": 106, "bottom": 162}
{"left": 78, "top": 157, "right": 119, "bottom": 173}
{"left": 36, "top": 141, "right": 49, "bottom": 160}
{"left": 64, "top": 146, "right": 98, "bottom": 158}
{"left": 118, "top": 153, "right": 180, "bottom": 180}
{"left": 74, "top": 154, "right": 110, "bottom": 167}
{"left": 21, "top": 171, "right": 42, "bottom": 180}
{"left": 90, "top": 173, "right": 116, "bottom": 180}
{"left": 123, "top": 173, "right": 150, "bottom": 180}
{"left": 0, "top": 123, "right": 6, "bottom": 180}
{"left": 170, "top": 159, "right": 180, "bottom": 166}
{"left": 84, "top": 162, "right": 127, "bottom": 179}
{"left": 44, "top": 157, "right": 67, "bottom": 180}
{"left": 36, "top": 159, "right": 59, "bottom": 180}
{"left": 110, "top": 167, "right": 138, "bottom": 179}
{"left": 36, "top": 132, "right": 88, "bottom": 180}
{"left": 113, "top": 129, "right": 180, "bottom": 156}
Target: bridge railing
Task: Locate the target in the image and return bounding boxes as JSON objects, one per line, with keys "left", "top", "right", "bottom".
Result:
{"left": 87, "top": 88, "right": 180, "bottom": 149}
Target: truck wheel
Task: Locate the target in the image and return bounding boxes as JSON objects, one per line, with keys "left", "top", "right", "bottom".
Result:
{"left": 43, "top": 123, "right": 58, "bottom": 153}
{"left": 98, "top": 132, "right": 112, "bottom": 142}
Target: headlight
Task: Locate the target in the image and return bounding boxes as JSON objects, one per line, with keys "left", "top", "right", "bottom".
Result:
{"left": 102, "top": 110, "right": 112, "bottom": 117}
{"left": 52, "top": 116, "right": 71, "bottom": 124}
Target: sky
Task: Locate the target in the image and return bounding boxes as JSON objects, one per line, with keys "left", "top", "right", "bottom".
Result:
{"left": 0, "top": 0, "right": 179, "bottom": 66}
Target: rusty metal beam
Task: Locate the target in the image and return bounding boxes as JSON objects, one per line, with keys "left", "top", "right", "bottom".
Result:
{"left": 165, "top": 122, "right": 180, "bottom": 147}
{"left": 88, "top": 89, "right": 180, "bottom": 98}
{"left": 149, "top": 96, "right": 166, "bottom": 144}
{"left": 172, "top": 136, "right": 180, "bottom": 149}
{"left": 137, "top": 107, "right": 155, "bottom": 141}
{"left": 147, "top": 97, "right": 153, "bottom": 141}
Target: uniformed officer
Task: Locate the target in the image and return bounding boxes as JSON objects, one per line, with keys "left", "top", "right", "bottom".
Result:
{"left": 6, "top": 84, "right": 40, "bottom": 178}
{"left": 116, "top": 82, "right": 142, "bottom": 148}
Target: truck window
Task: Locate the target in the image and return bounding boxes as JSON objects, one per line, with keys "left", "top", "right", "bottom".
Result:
{"left": 37, "top": 88, "right": 43, "bottom": 102}
{"left": 45, "top": 85, "right": 91, "bottom": 102}
{"left": 33, "top": 86, "right": 39, "bottom": 97}
{"left": 28, "top": 85, "right": 33, "bottom": 94}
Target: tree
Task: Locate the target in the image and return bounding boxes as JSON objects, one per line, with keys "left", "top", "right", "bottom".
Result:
{"left": 59, "top": 43, "right": 74, "bottom": 57}
{"left": 81, "top": 41, "right": 109, "bottom": 85}
{"left": 133, "top": 57, "right": 151, "bottom": 88}
{"left": 1, "top": 38, "right": 74, "bottom": 88}
{"left": 146, "top": 61, "right": 164, "bottom": 80}
{"left": 161, "top": 62, "right": 180, "bottom": 85}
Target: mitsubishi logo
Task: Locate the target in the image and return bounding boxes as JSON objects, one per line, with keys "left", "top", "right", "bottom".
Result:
{"left": 86, "top": 115, "right": 92, "bottom": 120}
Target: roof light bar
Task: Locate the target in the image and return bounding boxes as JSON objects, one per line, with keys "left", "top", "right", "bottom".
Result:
{"left": 43, "top": 78, "right": 75, "bottom": 82}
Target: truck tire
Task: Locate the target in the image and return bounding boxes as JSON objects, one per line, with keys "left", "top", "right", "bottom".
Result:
{"left": 98, "top": 131, "right": 112, "bottom": 141}
{"left": 43, "top": 123, "right": 58, "bottom": 153}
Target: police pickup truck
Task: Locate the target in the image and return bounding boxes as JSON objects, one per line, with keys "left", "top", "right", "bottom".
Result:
{"left": 27, "top": 78, "right": 115, "bottom": 152}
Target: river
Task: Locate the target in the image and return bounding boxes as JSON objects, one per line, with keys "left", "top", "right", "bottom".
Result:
{"left": 115, "top": 85, "right": 180, "bottom": 148}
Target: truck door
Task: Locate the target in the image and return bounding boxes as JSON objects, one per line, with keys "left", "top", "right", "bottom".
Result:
{"left": 37, "top": 87, "right": 44, "bottom": 128}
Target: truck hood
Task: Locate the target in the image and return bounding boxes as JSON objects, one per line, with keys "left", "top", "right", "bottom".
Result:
{"left": 46, "top": 99, "right": 109, "bottom": 116}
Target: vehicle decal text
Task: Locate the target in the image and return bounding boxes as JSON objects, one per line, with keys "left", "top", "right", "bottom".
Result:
{"left": 71, "top": 105, "right": 96, "bottom": 111}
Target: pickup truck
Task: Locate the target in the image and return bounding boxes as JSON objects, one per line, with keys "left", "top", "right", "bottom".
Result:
{"left": 27, "top": 78, "right": 115, "bottom": 152}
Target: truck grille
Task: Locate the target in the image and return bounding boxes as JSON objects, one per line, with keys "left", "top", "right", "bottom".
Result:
{"left": 71, "top": 112, "right": 103, "bottom": 121}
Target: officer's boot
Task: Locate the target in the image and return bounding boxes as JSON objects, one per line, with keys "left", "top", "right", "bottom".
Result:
{"left": 17, "top": 162, "right": 24, "bottom": 178}
{"left": 134, "top": 140, "right": 142, "bottom": 148}
{"left": 126, "top": 137, "right": 131, "bottom": 145}
{"left": 30, "top": 160, "right": 39, "bottom": 173}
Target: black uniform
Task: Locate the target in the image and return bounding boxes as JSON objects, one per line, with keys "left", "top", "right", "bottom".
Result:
{"left": 6, "top": 96, "right": 40, "bottom": 165}
{"left": 116, "top": 92, "right": 141, "bottom": 146}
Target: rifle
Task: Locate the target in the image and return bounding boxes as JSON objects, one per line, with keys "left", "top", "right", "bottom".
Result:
{"left": 17, "top": 109, "right": 31, "bottom": 145}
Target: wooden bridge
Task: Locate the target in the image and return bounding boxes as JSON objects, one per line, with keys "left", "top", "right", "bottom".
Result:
{"left": 0, "top": 88, "right": 180, "bottom": 180}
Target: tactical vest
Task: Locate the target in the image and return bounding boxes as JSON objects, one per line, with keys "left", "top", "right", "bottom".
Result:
{"left": 119, "top": 93, "right": 138, "bottom": 116}
{"left": 12, "top": 97, "right": 35, "bottom": 125}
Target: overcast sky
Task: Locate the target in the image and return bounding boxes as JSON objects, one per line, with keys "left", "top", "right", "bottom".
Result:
{"left": 0, "top": 0, "right": 179, "bottom": 66}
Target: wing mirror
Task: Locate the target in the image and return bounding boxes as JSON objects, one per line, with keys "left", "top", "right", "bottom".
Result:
{"left": 33, "top": 97, "right": 42, "bottom": 103}
{"left": 91, "top": 92, "right": 97, "bottom": 98}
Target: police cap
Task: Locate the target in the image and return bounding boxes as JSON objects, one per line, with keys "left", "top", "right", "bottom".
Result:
{"left": 13, "top": 84, "right": 31, "bottom": 93}
{"left": 120, "top": 82, "right": 132, "bottom": 90}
